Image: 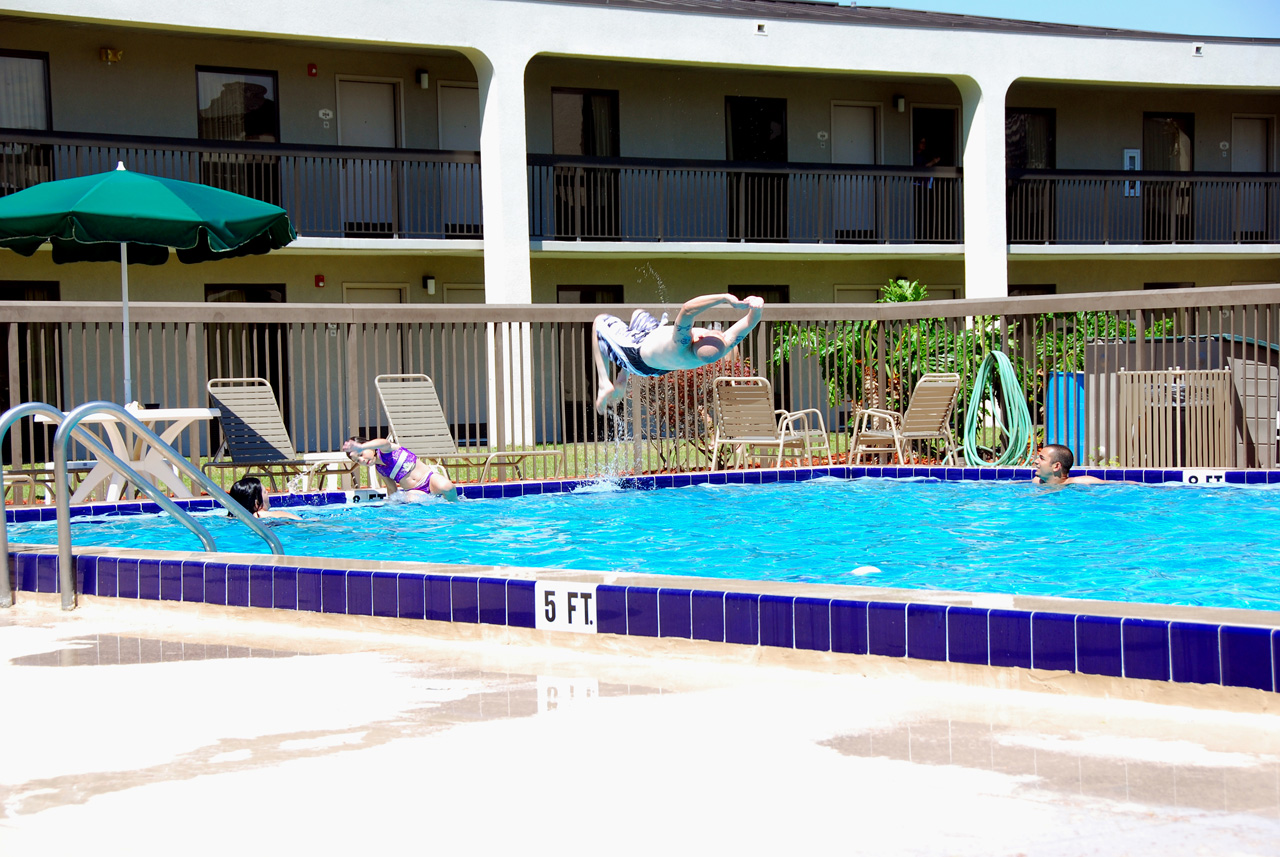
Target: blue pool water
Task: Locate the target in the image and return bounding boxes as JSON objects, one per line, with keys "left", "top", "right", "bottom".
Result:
{"left": 10, "top": 477, "right": 1280, "bottom": 611}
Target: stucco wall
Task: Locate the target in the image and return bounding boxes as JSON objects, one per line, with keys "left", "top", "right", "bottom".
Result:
{"left": 525, "top": 57, "right": 960, "bottom": 166}
{"left": 0, "top": 251, "right": 483, "bottom": 303}
{"left": 0, "top": 19, "right": 478, "bottom": 148}
{"left": 1008, "top": 83, "right": 1278, "bottom": 171}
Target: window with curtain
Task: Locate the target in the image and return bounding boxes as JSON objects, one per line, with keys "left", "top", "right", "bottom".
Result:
{"left": 551, "top": 89, "right": 618, "bottom": 156}
{"left": 1005, "top": 108, "right": 1055, "bottom": 170}
{"left": 0, "top": 51, "right": 50, "bottom": 130}
{"left": 196, "top": 67, "right": 279, "bottom": 142}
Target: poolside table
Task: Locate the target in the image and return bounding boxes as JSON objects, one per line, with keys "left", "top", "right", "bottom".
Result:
{"left": 37, "top": 407, "right": 220, "bottom": 503}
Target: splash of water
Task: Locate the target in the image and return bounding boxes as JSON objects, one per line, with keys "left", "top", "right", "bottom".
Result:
{"left": 580, "top": 404, "right": 632, "bottom": 489}
{"left": 636, "top": 262, "right": 668, "bottom": 305}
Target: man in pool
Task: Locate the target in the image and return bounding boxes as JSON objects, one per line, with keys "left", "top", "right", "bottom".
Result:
{"left": 1031, "top": 444, "right": 1105, "bottom": 486}
{"left": 342, "top": 436, "right": 459, "bottom": 501}
{"left": 593, "top": 292, "right": 765, "bottom": 414}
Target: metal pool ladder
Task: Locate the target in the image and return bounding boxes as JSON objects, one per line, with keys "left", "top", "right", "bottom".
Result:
{"left": 0, "top": 401, "right": 284, "bottom": 611}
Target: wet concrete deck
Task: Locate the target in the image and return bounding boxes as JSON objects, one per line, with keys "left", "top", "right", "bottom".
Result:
{"left": 1, "top": 600, "right": 1278, "bottom": 856}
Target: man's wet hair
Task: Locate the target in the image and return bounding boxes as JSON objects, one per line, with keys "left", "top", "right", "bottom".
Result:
{"left": 1043, "top": 443, "right": 1074, "bottom": 475}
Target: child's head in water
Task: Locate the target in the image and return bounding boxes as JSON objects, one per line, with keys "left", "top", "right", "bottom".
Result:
{"left": 229, "top": 476, "right": 268, "bottom": 515}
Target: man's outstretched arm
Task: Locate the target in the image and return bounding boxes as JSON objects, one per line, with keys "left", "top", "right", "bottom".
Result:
{"left": 722, "top": 295, "right": 764, "bottom": 347}
{"left": 671, "top": 294, "right": 741, "bottom": 345}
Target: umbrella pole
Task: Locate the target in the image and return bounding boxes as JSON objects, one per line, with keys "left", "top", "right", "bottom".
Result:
{"left": 120, "top": 242, "right": 132, "bottom": 404}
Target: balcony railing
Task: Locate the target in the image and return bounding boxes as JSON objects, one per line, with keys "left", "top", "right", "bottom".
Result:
{"left": 0, "top": 129, "right": 482, "bottom": 239}
{"left": 1007, "top": 169, "right": 1280, "bottom": 245}
{"left": 528, "top": 154, "right": 963, "bottom": 244}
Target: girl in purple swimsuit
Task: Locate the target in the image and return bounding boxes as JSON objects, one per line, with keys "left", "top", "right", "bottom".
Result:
{"left": 342, "top": 436, "right": 459, "bottom": 501}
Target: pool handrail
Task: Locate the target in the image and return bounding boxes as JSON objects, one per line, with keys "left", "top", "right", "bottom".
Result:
{"left": 0, "top": 402, "right": 219, "bottom": 607}
{"left": 51, "top": 401, "right": 284, "bottom": 610}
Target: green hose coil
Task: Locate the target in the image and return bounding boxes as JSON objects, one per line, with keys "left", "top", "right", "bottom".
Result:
{"left": 962, "top": 350, "right": 1035, "bottom": 467}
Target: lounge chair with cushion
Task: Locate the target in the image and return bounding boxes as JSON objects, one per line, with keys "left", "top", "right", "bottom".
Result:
{"left": 205, "top": 377, "right": 356, "bottom": 491}
{"left": 849, "top": 372, "right": 962, "bottom": 465}
{"left": 375, "top": 373, "right": 563, "bottom": 483}
{"left": 710, "top": 376, "right": 833, "bottom": 471}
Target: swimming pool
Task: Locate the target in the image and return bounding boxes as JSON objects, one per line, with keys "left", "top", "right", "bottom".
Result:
{"left": 9, "top": 476, "right": 1280, "bottom": 612}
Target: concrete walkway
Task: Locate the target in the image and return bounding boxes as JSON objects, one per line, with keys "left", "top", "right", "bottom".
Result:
{"left": 1, "top": 600, "right": 1278, "bottom": 856}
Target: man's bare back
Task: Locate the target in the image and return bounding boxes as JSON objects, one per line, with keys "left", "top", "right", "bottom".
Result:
{"left": 593, "top": 293, "right": 764, "bottom": 413}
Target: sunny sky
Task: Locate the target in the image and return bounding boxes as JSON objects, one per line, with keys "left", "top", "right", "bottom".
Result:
{"left": 824, "top": 1, "right": 1280, "bottom": 39}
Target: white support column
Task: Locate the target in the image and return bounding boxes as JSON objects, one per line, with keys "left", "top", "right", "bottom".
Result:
{"left": 471, "top": 49, "right": 535, "bottom": 446}
{"left": 474, "top": 49, "right": 533, "bottom": 303}
{"left": 957, "top": 74, "right": 1014, "bottom": 300}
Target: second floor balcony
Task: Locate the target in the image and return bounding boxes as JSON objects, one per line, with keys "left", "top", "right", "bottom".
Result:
{"left": 1007, "top": 169, "right": 1280, "bottom": 245}
{"left": 527, "top": 154, "right": 962, "bottom": 244}
{"left": 3, "top": 129, "right": 1276, "bottom": 249}
{"left": 0, "top": 129, "right": 483, "bottom": 240}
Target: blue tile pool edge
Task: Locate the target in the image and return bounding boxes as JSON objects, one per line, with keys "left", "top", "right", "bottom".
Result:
{"left": 7, "top": 542, "right": 1277, "bottom": 697}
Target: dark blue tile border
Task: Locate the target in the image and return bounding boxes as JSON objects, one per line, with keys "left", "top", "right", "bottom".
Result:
{"left": 1170, "top": 622, "right": 1220, "bottom": 686}
{"left": 658, "top": 588, "right": 692, "bottom": 639}
{"left": 627, "top": 587, "right": 659, "bottom": 638}
{"left": 1031, "top": 612, "right": 1076, "bottom": 672}
{"left": 989, "top": 610, "right": 1032, "bottom": 669}
{"left": 793, "top": 597, "right": 830, "bottom": 652}
{"left": 947, "top": 606, "right": 988, "bottom": 665}
{"left": 830, "top": 599, "right": 868, "bottom": 655}
{"left": 1221, "top": 625, "right": 1274, "bottom": 691}
{"left": 1077, "top": 615, "right": 1124, "bottom": 678}
{"left": 906, "top": 603, "right": 947, "bottom": 661}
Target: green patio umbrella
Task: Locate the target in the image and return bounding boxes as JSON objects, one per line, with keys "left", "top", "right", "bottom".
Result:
{"left": 0, "top": 162, "right": 296, "bottom": 403}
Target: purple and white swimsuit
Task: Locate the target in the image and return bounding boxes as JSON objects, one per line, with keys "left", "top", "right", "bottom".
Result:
{"left": 374, "top": 446, "right": 437, "bottom": 492}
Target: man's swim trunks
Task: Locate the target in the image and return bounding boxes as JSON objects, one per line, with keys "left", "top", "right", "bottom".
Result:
{"left": 596, "top": 309, "right": 669, "bottom": 377}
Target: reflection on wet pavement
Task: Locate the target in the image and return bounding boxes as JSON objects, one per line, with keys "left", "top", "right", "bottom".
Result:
{"left": 1, "top": 629, "right": 663, "bottom": 818}
{"left": 10, "top": 635, "right": 304, "bottom": 667}
{"left": 823, "top": 719, "right": 1280, "bottom": 817}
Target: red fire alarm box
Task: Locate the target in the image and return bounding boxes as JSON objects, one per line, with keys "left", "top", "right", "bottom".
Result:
{"left": 314, "top": 274, "right": 326, "bottom": 289}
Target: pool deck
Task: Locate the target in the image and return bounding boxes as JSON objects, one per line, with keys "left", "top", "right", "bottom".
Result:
{"left": 2, "top": 597, "right": 1278, "bottom": 856}
{"left": 4, "top": 465, "right": 1280, "bottom": 713}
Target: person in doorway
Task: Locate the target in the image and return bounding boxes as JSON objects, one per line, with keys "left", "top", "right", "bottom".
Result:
{"left": 227, "top": 476, "right": 303, "bottom": 520}
{"left": 342, "top": 436, "right": 459, "bottom": 501}
{"left": 914, "top": 136, "right": 941, "bottom": 169}
{"left": 1031, "top": 444, "right": 1106, "bottom": 486}
{"left": 593, "top": 292, "right": 764, "bottom": 413}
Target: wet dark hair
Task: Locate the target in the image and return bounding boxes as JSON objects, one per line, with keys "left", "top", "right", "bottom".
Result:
{"left": 1042, "top": 443, "right": 1074, "bottom": 475}
{"left": 228, "top": 476, "right": 266, "bottom": 516}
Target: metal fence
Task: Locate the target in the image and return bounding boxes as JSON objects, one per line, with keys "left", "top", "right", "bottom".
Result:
{"left": 1, "top": 285, "right": 1278, "bottom": 496}
{"left": 0, "top": 129, "right": 483, "bottom": 239}
{"left": 1008, "top": 170, "right": 1280, "bottom": 244}
{"left": 528, "top": 154, "right": 962, "bottom": 243}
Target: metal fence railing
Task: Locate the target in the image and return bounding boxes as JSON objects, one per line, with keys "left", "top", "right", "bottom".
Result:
{"left": 0, "top": 284, "right": 1278, "bottom": 499}
{"left": 528, "top": 154, "right": 962, "bottom": 243}
{"left": 0, "top": 129, "right": 483, "bottom": 239}
{"left": 1007, "top": 170, "right": 1280, "bottom": 244}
